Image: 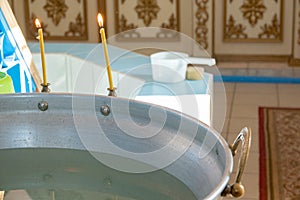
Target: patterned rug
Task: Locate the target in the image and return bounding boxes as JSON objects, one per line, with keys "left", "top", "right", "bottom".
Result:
{"left": 259, "top": 107, "right": 300, "bottom": 200}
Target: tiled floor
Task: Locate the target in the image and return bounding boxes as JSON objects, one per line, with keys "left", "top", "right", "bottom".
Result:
{"left": 213, "top": 82, "right": 300, "bottom": 200}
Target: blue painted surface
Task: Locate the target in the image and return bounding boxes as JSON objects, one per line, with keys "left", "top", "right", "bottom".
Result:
{"left": 0, "top": 9, "right": 36, "bottom": 92}
{"left": 215, "top": 75, "right": 300, "bottom": 84}
{"left": 28, "top": 42, "right": 151, "bottom": 73}
{"left": 6, "top": 65, "right": 20, "bottom": 92}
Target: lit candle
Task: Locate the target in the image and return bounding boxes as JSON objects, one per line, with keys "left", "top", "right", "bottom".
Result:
{"left": 97, "top": 13, "right": 114, "bottom": 91}
{"left": 35, "top": 18, "right": 48, "bottom": 86}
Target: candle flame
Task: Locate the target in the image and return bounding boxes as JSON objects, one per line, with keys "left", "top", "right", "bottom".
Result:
{"left": 97, "top": 13, "right": 104, "bottom": 27}
{"left": 35, "top": 18, "right": 41, "bottom": 28}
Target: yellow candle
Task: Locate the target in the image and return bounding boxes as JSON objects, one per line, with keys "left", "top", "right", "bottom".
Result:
{"left": 97, "top": 13, "right": 114, "bottom": 90}
{"left": 35, "top": 18, "right": 48, "bottom": 86}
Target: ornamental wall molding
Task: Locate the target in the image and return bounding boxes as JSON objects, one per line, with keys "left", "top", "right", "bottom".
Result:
{"left": 194, "top": 0, "right": 209, "bottom": 50}
{"left": 25, "top": 0, "right": 88, "bottom": 41}
{"left": 224, "top": 0, "right": 283, "bottom": 42}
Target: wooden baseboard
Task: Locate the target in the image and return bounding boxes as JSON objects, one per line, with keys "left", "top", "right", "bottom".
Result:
{"left": 288, "top": 58, "right": 300, "bottom": 66}
{"left": 214, "top": 54, "right": 290, "bottom": 63}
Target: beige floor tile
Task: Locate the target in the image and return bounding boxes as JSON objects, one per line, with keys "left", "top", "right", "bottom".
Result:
{"left": 233, "top": 93, "right": 278, "bottom": 106}
{"left": 278, "top": 83, "right": 300, "bottom": 94}
{"left": 250, "top": 136, "right": 259, "bottom": 153}
{"left": 212, "top": 117, "right": 229, "bottom": 134}
{"left": 231, "top": 104, "right": 259, "bottom": 119}
{"left": 224, "top": 83, "right": 236, "bottom": 93}
{"left": 279, "top": 94, "right": 300, "bottom": 107}
{"left": 214, "top": 92, "right": 234, "bottom": 107}
{"left": 227, "top": 92, "right": 235, "bottom": 105}
{"left": 220, "top": 131, "right": 228, "bottom": 140}
{"left": 213, "top": 105, "right": 231, "bottom": 119}
{"left": 230, "top": 152, "right": 259, "bottom": 174}
{"left": 228, "top": 118, "right": 258, "bottom": 134}
{"left": 235, "top": 83, "right": 277, "bottom": 94}
{"left": 214, "top": 82, "right": 236, "bottom": 93}
{"left": 241, "top": 173, "right": 259, "bottom": 199}
{"left": 244, "top": 153, "right": 259, "bottom": 174}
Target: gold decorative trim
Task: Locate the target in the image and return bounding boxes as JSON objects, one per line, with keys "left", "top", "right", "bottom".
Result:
{"left": 194, "top": 0, "right": 209, "bottom": 49}
{"left": 289, "top": 57, "right": 300, "bottom": 66}
{"left": 135, "top": 0, "right": 160, "bottom": 26}
{"left": 215, "top": 54, "right": 290, "bottom": 63}
{"left": 43, "top": 0, "right": 69, "bottom": 26}
{"left": 225, "top": 15, "right": 248, "bottom": 39}
{"left": 298, "top": 0, "right": 300, "bottom": 45}
{"left": 258, "top": 14, "right": 280, "bottom": 39}
{"left": 156, "top": 13, "right": 179, "bottom": 39}
{"left": 118, "top": 14, "right": 138, "bottom": 33}
{"left": 224, "top": 0, "right": 283, "bottom": 42}
{"left": 25, "top": 0, "right": 88, "bottom": 41}
{"left": 64, "top": 13, "right": 86, "bottom": 37}
{"left": 161, "top": 13, "right": 177, "bottom": 30}
{"left": 240, "top": 0, "right": 266, "bottom": 27}
{"left": 115, "top": 0, "right": 180, "bottom": 41}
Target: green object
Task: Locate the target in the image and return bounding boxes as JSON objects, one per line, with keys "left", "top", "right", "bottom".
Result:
{"left": 0, "top": 71, "right": 15, "bottom": 94}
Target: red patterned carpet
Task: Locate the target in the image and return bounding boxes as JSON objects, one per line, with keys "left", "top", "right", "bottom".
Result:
{"left": 259, "top": 107, "right": 300, "bottom": 200}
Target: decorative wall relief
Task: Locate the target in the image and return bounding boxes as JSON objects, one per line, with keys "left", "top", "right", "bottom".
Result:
{"left": 115, "top": 0, "right": 180, "bottom": 41}
{"left": 240, "top": 0, "right": 266, "bottom": 26}
{"left": 135, "top": 0, "right": 161, "bottom": 26}
{"left": 25, "top": 0, "right": 88, "bottom": 41}
{"left": 194, "top": 0, "right": 210, "bottom": 50}
{"left": 43, "top": 0, "right": 69, "bottom": 26}
{"left": 289, "top": 0, "right": 300, "bottom": 65}
{"left": 224, "top": 0, "right": 283, "bottom": 42}
{"left": 298, "top": 0, "right": 300, "bottom": 45}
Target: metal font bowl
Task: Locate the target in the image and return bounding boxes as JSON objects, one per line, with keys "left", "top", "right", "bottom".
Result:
{"left": 0, "top": 94, "right": 250, "bottom": 199}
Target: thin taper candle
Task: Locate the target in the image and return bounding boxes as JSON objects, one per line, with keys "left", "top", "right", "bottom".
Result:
{"left": 97, "top": 13, "right": 114, "bottom": 90}
{"left": 35, "top": 18, "right": 47, "bottom": 86}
